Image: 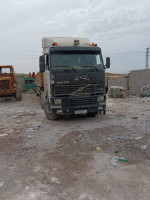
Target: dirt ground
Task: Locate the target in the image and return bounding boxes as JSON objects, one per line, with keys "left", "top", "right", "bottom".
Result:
{"left": 0, "top": 94, "right": 150, "bottom": 200}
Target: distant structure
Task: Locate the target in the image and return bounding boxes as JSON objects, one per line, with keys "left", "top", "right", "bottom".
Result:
{"left": 145, "top": 47, "right": 149, "bottom": 69}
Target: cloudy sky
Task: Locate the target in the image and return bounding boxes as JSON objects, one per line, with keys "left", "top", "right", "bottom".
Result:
{"left": 0, "top": 0, "right": 150, "bottom": 74}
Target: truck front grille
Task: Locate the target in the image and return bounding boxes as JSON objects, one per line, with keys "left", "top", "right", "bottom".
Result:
{"left": 55, "top": 84, "right": 104, "bottom": 96}
{"left": 0, "top": 80, "right": 10, "bottom": 89}
{"left": 63, "top": 96, "right": 97, "bottom": 108}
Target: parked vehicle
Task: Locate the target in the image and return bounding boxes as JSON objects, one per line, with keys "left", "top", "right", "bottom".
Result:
{"left": 35, "top": 37, "right": 110, "bottom": 120}
{"left": 0, "top": 65, "right": 22, "bottom": 100}
{"left": 24, "top": 78, "right": 35, "bottom": 92}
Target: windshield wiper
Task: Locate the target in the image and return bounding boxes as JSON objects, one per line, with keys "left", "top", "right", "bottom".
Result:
{"left": 54, "top": 66, "right": 76, "bottom": 72}
{"left": 81, "top": 66, "right": 100, "bottom": 72}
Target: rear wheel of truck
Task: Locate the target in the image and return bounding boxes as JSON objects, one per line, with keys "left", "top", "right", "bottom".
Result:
{"left": 39, "top": 91, "right": 44, "bottom": 109}
{"left": 44, "top": 96, "right": 58, "bottom": 120}
{"left": 15, "top": 85, "right": 22, "bottom": 101}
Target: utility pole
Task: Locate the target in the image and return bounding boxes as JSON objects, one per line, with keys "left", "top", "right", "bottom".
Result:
{"left": 145, "top": 48, "right": 149, "bottom": 69}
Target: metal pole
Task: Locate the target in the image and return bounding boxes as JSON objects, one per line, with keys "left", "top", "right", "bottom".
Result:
{"left": 145, "top": 48, "right": 149, "bottom": 69}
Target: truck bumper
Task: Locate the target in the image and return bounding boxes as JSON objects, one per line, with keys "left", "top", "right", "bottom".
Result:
{"left": 50, "top": 95, "right": 106, "bottom": 115}
{"left": 0, "top": 89, "right": 16, "bottom": 97}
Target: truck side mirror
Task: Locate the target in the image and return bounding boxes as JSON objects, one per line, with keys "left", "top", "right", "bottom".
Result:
{"left": 106, "top": 57, "right": 110, "bottom": 69}
{"left": 39, "top": 56, "right": 45, "bottom": 72}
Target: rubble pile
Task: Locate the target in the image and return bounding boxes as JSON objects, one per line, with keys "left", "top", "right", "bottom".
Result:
{"left": 108, "top": 86, "right": 126, "bottom": 98}
{"left": 27, "top": 89, "right": 35, "bottom": 94}
{"left": 141, "top": 85, "right": 150, "bottom": 97}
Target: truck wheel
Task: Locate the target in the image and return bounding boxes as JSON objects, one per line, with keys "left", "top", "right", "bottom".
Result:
{"left": 16, "top": 85, "right": 22, "bottom": 101}
{"left": 87, "top": 112, "right": 97, "bottom": 117}
{"left": 44, "top": 97, "right": 58, "bottom": 120}
{"left": 39, "top": 91, "right": 44, "bottom": 109}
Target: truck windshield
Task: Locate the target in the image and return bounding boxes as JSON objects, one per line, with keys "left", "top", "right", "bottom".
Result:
{"left": 51, "top": 52, "right": 104, "bottom": 71}
{"left": 0, "top": 68, "right": 11, "bottom": 73}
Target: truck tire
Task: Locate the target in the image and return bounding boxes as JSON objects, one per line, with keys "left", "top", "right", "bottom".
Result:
{"left": 39, "top": 91, "right": 44, "bottom": 109}
{"left": 16, "top": 85, "right": 22, "bottom": 101}
{"left": 44, "top": 96, "right": 58, "bottom": 120}
{"left": 87, "top": 112, "right": 97, "bottom": 117}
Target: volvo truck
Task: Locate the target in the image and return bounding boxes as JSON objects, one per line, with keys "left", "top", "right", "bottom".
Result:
{"left": 36, "top": 37, "right": 110, "bottom": 120}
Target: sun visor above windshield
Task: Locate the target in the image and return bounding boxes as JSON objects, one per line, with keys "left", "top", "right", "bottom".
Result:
{"left": 49, "top": 46, "right": 101, "bottom": 53}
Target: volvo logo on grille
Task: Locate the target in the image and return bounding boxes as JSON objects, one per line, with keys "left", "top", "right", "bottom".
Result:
{"left": 57, "top": 81, "right": 70, "bottom": 84}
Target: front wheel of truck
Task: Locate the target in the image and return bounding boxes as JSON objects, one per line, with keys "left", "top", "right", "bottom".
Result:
{"left": 15, "top": 85, "right": 22, "bottom": 101}
{"left": 87, "top": 112, "right": 97, "bottom": 117}
{"left": 44, "top": 97, "right": 58, "bottom": 120}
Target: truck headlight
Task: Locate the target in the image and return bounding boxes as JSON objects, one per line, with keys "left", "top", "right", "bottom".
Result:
{"left": 98, "top": 96, "right": 104, "bottom": 102}
{"left": 54, "top": 99, "right": 62, "bottom": 104}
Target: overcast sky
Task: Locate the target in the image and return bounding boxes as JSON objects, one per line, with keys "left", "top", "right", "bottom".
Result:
{"left": 0, "top": 0, "right": 150, "bottom": 74}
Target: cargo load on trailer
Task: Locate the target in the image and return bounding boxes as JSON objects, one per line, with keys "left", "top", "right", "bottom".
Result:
{"left": 35, "top": 37, "right": 110, "bottom": 119}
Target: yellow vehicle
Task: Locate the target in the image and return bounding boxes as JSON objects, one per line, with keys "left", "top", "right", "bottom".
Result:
{"left": 0, "top": 65, "right": 22, "bottom": 100}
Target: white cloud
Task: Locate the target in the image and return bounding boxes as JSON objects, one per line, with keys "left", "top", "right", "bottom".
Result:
{"left": 16, "top": 1, "right": 27, "bottom": 4}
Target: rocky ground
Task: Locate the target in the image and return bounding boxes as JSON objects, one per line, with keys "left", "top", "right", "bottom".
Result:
{"left": 0, "top": 94, "right": 150, "bottom": 200}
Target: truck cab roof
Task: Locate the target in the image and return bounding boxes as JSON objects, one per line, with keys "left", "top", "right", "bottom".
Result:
{"left": 42, "top": 37, "right": 95, "bottom": 54}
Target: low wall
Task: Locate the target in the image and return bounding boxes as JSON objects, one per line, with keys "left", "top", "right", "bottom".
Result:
{"left": 129, "top": 69, "right": 150, "bottom": 95}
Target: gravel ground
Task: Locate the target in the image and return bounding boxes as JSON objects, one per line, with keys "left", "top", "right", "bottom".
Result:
{"left": 0, "top": 94, "right": 150, "bottom": 200}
